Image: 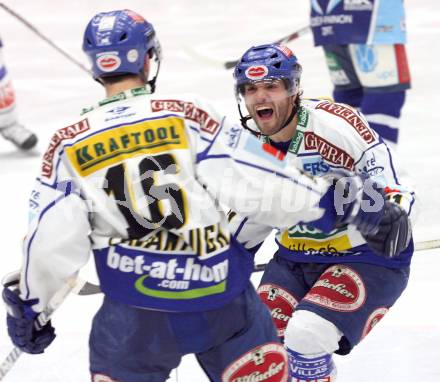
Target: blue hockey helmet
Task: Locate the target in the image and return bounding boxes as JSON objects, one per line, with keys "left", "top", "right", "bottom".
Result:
{"left": 233, "top": 44, "right": 302, "bottom": 136}
{"left": 233, "top": 44, "right": 302, "bottom": 98}
{"left": 82, "top": 9, "right": 162, "bottom": 91}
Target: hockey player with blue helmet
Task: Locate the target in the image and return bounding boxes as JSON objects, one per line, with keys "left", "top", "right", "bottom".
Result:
{"left": 83, "top": 9, "right": 162, "bottom": 91}
{"left": 234, "top": 43, "right": 302, "bottom": 137}
{"left": 231, "top": 43, "right": 416, "bottom": 381}
{"left": 2, "top": 10, "right": 395, "bottom": 382}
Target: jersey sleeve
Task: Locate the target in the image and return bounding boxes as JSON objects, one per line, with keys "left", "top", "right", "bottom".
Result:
{"left": 227, "top": 210, "right": 273, "bottom": 253}
{"left": 19, "top": 139, "right": 92, "bottom": 313}
{"left": 354, "top": 143, "right": 417, "bottom": 221}
{"left": 311, "top": 101, "right": 417, "bottom": 221}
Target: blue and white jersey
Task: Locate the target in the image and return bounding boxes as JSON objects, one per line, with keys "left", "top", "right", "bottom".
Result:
{"left": 310, "top": 0, "right": 407, "bottom": 45}
{"left": 19, "top": 87, "right": 338, "bottom": 313}
{"left": 230, "top": 99, "right": 417, "bottom": 269}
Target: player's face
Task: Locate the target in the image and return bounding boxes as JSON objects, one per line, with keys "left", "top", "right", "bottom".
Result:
{"left": 243, "top": 79, "right": 292, "bottom": 136}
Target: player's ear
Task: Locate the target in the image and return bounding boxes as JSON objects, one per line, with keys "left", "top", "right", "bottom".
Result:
{"left": 290, "top": 93, "right": 297, "bottom": 106}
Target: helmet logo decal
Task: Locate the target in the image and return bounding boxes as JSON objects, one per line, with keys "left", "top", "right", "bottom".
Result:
{"left": 96, "top": 52, "right": 121, "bottom": 72}
{"left": 127, "top": 49, "right": 139, "bottom": 63}
{"left": 98, "top": 36, "right": 111, "bottom": 46}
{"left": 125, "top": 10, "right": 146, "bottom": 23}
{"left": 98, "top": 16, "right": 116, "bottom": 31}
{"left": 245, "top": 65, "right": 268, "bottom": 80}
{"left": 277, "top": 45, "right": 294, "bottom": 58}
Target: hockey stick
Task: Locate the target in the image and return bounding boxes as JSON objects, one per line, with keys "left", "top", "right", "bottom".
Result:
{"left": 0, "top": 276, "right": 95, "bottom": 380}
{"left": 34, "top": 238, "right": 440, "bottom": 297}
{"left": 253, "top": 238, "right": 440, "bottom": 273}
{"left": 414, "top": 239, "right": 440, "bottom": 252}
{"left": 223, "top": 25, "right": 310, "bottom": 69}
{"left": 184, "top": 25, "right": 310, "bottom": 70}
{"left": 20, "top": 238, "right": 438, "bottom": 304}
{"left": 0, "top": 2, "right": 91, "bottom": 75}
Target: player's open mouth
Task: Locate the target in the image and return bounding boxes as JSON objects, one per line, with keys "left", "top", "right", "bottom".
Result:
{"left": 256, "top": 106, "right": 274, "bottom": 120}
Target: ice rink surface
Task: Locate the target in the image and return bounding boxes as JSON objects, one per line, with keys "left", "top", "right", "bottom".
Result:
{"left": 0, "top": 0, "right": 439, "bottom": 380}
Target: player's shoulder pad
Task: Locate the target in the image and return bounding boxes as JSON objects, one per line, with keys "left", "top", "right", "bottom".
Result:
{"left": 303, "top": 96, "right": 334, "bottom": 103}
{"left": 149, "top": 92, "right": 224, "bottom": 137}
{"left": 40, "top": 118, "right": 91, "bottom": 182}
{"left": 307, "top": 99, "right": 379, "bottom": 146}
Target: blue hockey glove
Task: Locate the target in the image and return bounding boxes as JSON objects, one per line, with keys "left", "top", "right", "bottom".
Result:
{"left": 2, "top": 286, "right": 56, "bottom": 354}
{"left": 334, "top": 175, "right": 386, "bottom": 235}
{"left": 315, "top": 173, "right": 386, "bottom": 235}
{"left": 363, "top": 201, "right": 412, "bottom": 258}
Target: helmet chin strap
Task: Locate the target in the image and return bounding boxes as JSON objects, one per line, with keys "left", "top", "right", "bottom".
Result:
{"left": 238, "top": 105, "right": 259, "bottom": 137}
{"left": 238, "top": 98, "right": 299, "bottom": 138}
{"left": 143, "top": 54, "right": 161, "bottom": 93}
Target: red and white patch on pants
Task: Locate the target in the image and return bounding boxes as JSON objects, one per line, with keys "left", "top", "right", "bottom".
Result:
{"left": 0, "top": 81, "right": 15, "bottom": 110}
{"left": 257, "top": 283, "right": 298, "bottom": 337}
{"left": 303, "top": 265, "right": 366, "bottom": 312}
{"left": 361, "top": 306, "right": 389, "bottom": 339}
{"left": 222, "top": 342, "right": 288, "bottom": 382}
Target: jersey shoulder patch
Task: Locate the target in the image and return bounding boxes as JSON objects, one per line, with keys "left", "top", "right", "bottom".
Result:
{"left": 313, "top": 100, "right": 377, "bottom": 144}
{"left": 41, "top": 119, "right": 90, "bottom": 179}
{"left": 150, "top": 98, "right": 220, "bottom": 136}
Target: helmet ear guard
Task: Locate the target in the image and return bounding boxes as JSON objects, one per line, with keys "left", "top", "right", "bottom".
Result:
{"left": 233, "top": 44, "right": 302, "bottom": 136}
{"left": 144, "top": 34, "right": 162, "bottom": 92}
{"left": 82, "top": 9, "right": 162, "bottom": 92}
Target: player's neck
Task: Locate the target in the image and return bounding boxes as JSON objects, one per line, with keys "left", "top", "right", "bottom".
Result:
{"left": 105, "top": 78, "right": 146, "bottom": 98}
{"left": 269, "top": 114, "right": 298, "bottom": 143}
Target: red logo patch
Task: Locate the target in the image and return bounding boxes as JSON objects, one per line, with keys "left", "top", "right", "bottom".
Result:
{"left": 125, "top": 10, "right": 145, "bottom": 23}
{"left": 222, "top": 343, "right": 288, "bottom": 382}
{"left": 245, "top": 65, "right": 269, "bottom": 80}
{"left": 304, "top": 132, "right": 354, "bottom": 170}
{"left": 303, "top": 265, "right": 366, "bottom": 312}
{"left": 361, "top": 307, "right": 389, "bottom": 339}
{"left": 0, "top": 81, "right": 15, "bottom": 110}
{"left": 262, "top": 143, "right": 286, "bottom": 161}
{"left": 384, "top": 186, "right": 401, "bottom": 195}
{"left": 258, "top": 284, "right": 298, "bottom": 337}
{"left": 277, "top": 45, "right": 294, "bottom": 58}
{"left": 42, "top": 119, "right": 90, "bottom": 178}
{"left": 316, "top": 101, "right": 376, "bottom": 144}
{"left": 151, "top": 99, "right": 220, "bottom": 135}
{"left": 96, "top": 53, "right": 121, "bottom": 72}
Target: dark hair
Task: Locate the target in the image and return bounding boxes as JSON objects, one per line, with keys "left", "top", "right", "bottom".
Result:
{"left": 100, "top": 73, "right": 140, "bottom": 86}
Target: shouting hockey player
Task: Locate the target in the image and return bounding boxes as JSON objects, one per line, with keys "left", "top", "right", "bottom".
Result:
{"left": 3, "top": 11, "right": 391, "bottom": 382}
{"left": 231, "top": 44, "right": 416, "bottom": 381}
{"left": 0, "top": 36, "right": 37, "bottom": 150}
